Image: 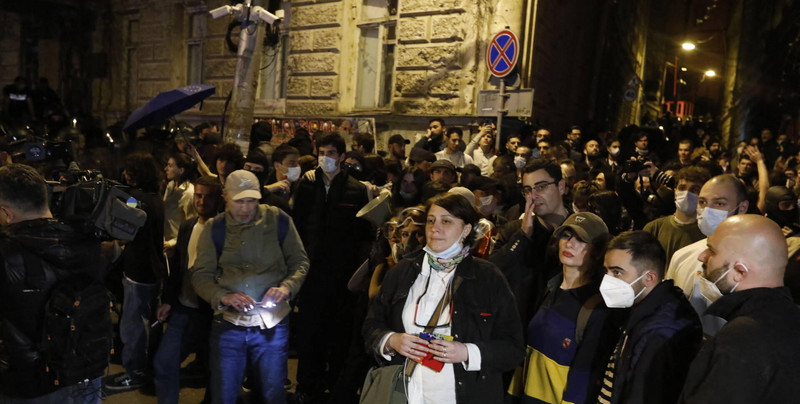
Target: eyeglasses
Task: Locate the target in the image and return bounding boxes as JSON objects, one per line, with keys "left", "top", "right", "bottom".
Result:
{"left": 521, "top": 181, "right": 557, "bottom": 196}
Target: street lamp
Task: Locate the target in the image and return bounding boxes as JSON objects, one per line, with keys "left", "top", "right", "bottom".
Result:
{"left": 681, "top": 42, "right": 696, "bottom": 50}
{"left": 704, "top": 70, "right": 716, "bottom": 77}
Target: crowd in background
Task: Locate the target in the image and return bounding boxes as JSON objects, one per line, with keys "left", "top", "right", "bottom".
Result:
{"left": 2, "top": 80, "right": 800, "bottom": 404}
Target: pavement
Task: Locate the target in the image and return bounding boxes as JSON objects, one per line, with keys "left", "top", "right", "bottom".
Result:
{"left": 103, "top": 358, "right": 298, "bottom": 404}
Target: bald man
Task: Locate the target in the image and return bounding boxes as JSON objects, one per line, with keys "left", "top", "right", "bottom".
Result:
{"left": 664, "top": 174, "right": 749, "bottom": 335}
{"left": 679, "top": 215, "right": 800, "bottom": 403}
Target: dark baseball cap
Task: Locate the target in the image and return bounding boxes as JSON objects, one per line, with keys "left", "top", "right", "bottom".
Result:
{"left": 389, "top": 134, "right": 410, "bottom": 145}
{"left": 430, "top": 159, "right": 456, "bottom": 175}
{"left": 553, "top": 212, "right": 609, "bottom": 244}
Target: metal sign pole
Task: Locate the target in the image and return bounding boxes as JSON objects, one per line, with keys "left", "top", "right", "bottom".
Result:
{"left": 496, "top": 80, "right": 506, "bottom": 151}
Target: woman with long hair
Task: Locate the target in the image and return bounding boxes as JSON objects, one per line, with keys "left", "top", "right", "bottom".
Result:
{"left": 511, "top": 212, "right": 619, "bottom": 404}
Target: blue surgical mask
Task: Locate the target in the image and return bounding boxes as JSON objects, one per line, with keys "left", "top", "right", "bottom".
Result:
{"left": 697, "top": 206, "right": 736, "bottom": 237}
{"left": 318, "top": 156, "right": 339, "bottom": 173}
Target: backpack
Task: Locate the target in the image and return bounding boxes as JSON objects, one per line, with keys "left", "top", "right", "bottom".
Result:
{"left": 57, "top": 178, "right": 147, "bottom": 241}
{"left": 21, "top": 247, "right": 113, "bottom": 389}
{"left": 40, "top": 280, "right": 113, "bottom": 387}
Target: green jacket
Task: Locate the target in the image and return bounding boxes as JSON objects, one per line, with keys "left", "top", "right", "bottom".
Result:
{"left": 192, "top": 205, "right": 309, "bottom": 315}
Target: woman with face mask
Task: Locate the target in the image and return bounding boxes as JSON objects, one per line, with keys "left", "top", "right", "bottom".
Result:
{"left": 363, "top": 193, "right": 523, "bottom": 403}
{"left": 392, "top": 167, "right": 427, "bottom": 208}
{"left": 509, "top": 212, "right": 619, "bottom": 404}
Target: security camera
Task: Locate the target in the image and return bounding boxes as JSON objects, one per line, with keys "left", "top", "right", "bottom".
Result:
{"left": 209, "top": 4, "right": 242, "bottom": 19}
{"left": 253, "top": 7, "right": 280, "bottom": 25}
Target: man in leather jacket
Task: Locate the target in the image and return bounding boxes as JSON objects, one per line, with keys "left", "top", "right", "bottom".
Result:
{"left": 0, "top": 164, "right": 107, "bottom": 403}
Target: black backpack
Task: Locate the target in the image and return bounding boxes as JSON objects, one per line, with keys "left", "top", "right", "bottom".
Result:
{"left": 21, "top": 247, "right": 114, "bottom": 389}
{"left": 40, "top": 280, "right": 113, "bottom": 387}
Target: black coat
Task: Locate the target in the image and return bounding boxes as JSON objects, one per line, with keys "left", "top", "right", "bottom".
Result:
{"left": 362, "top": 252, "right": 524, "bottom": 404}
{"left": 292, "top": 169, "right": 371, "bottom": 289}
{"left": 605, "top": 280, "right": 702, "bottom": 404}
{"left": 679, "top": 287, "right": 800, "bottom": 403}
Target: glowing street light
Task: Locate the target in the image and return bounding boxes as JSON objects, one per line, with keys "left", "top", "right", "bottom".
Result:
{"left": 704, "top": 70, "right": 716, "bottom": 77}
{"left": 681, "top": 42, "right": 696, "bottom": 51}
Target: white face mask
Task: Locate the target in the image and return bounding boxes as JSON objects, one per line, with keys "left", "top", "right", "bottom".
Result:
{"left": 479, "top": 195, "right": 493, "bottom": 208}
{"left": 318, "top": 156, "right": 339, "bottom": 173}
{"left": 675, "top": 190, "right": 699, "bottom": 215}
{"left": 599, "top": 273, "right": 648, "bottom": 308}
{"left": 285, "top": 166, "right": 301, "bottom": 182}
{"left": 424, "top": 237, "right": 465, "bottom": 259}
{"left": 697, "top": 206, "right": 735, "bottom": 237}
{"left": 698, "top": 263, "right": 747, "bottom": 302}
{"left": 609, "top": 147, "right": 620, "bottom": 157}
{"left": 513, "top": 156, "right": 527, "bottom": 169}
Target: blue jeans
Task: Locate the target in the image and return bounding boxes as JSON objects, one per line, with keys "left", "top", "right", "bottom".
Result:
{"left": 0, "top": 378, "right": 102, "bottom": 404}
{"left": 209, "top": 317, "right": 289, "bottom": 404}
{"left": 120, "top": 276, "right": 160, "bottom": 375}
{"left": 153, "top": 303, "right": 210, "bottom": 404}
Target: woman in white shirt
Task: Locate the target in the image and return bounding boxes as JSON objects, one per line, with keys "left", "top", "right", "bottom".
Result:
{"left": 163, "top": 153, "right": 197, "bottom": 250}
{"left": 363, "top": 193, "right": 524, "bottom": 403}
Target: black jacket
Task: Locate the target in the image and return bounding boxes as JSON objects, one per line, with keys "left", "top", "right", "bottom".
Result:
{"left": 163, "top": 216, "right": 198, "bottom": 307}
{"left": 363, "top": 252, "right": 524, "bottom": 404}
{"left": 292, "top": 169, "right": 371, "bottom": 288}
{"left": 0, "top": 218, "right": 105, "bottom": 396}
{"left": 118, "top": 188, "right": 166, "bottom": 284}
{"left": 489, "top": 218, "right": 562, "bottom": 327}
{"left": 605, "top": 280, "right": 701, "bottom": 404}
{"left": 679, "top": 287, "right": 800, "bottom": 403}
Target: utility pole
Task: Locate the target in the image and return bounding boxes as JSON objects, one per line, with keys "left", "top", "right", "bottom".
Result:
{"left": 209, "top": 0, "right": 282, "bottom": 156}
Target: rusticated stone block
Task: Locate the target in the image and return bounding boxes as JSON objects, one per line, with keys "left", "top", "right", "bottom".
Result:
{"left": 430, "top": 15, "right": 465, "bottom": 41}
{"left": 393, "top": 98, "right": 458, "bottom": 115}
{"left": 206, "top": 79, "right": 234, "bottom": 99}
{"left": 313, "top": 29, "right": 341, "bottom": 51}
{"left": 292, "top": 3, "right": 342, "bottom": 28}
{"left": 138, "top": 62, "right": 170, "bottom": 80}
{"left": 396, "top": 44, "right": 461, "bottom": 69}
{"left": 286, "top": 101, "right": 337, "bottom": 116}
{"left": 205, "top": 58, "right": 238, "bottom": 77}
{"left": 287, "top": 77, "right": 310, "bottom": 97}
{"left": 397, "top": 18, "right": 427, "bottom": 43}
{"left": 310, "top": 77, "right": 337, "bottom": 98}
{"left": 291, "top": 31, "right": 313, "bottom": 52}
{"left": 401, "top": 0, "right": 464, "bottom": 14}
{"left": 394, "top": 71, "right": 427, "bottom": 95}
{"left": 428, "top": 69, "right": 461, "bottom": 94}
{"left": 288, "top": 53, "right": 338, "bottom": 74}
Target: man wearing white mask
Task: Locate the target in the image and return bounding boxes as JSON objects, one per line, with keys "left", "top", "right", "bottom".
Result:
{"left": 291, "top": 133, "right": 372, "bottom": 403}
{"left": 598, "top": 231, "right": 701, "bottom": 404}
{"left": 263, "top": 144, "right": 302, "bottom": 210}
{"left": 679, "top": 215, "right": 800, "bottom": 403}
{"left": 664, "top": 174, "right": 749, "bottom": 336}
{"left": 644, "top": 166, "right": 711, "bottom": 263}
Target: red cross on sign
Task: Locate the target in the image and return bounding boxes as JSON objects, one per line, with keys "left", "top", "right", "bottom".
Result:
{"left": 487, "top": 30, "right": 519, "bottom": 78}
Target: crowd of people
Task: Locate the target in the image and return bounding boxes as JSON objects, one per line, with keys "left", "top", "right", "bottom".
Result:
{"left": 1, "top": 109, "right": 800, "bottom": 404}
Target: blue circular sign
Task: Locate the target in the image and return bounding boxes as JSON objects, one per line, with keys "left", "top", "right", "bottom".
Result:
{"left": 487, "top": 30, "right": 519, "bottom": 78}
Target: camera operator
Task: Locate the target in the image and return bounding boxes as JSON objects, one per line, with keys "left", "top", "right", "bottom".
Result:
{"left": 0, "top": 164, "right": 107, "bottom": 403}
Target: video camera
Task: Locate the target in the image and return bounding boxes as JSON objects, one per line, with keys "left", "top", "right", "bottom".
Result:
{"left": 25, "top": 140, "right": 73, "bottom": 163}
{"left": 50, "top": 169, "right": 147, "bottom": 242}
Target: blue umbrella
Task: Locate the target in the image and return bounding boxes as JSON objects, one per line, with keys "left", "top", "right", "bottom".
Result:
{"left": 123, "top": 84, "right": 216, "bottom": 132}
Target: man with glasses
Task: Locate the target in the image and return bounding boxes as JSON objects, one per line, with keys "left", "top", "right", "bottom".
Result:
{"left": 490, "top": 159, "right": 571, "bottom": 326}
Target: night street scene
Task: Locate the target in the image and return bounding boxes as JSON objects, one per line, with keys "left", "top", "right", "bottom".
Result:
{"left": 1, "top": 1, "right": 800, "bottom": 404}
